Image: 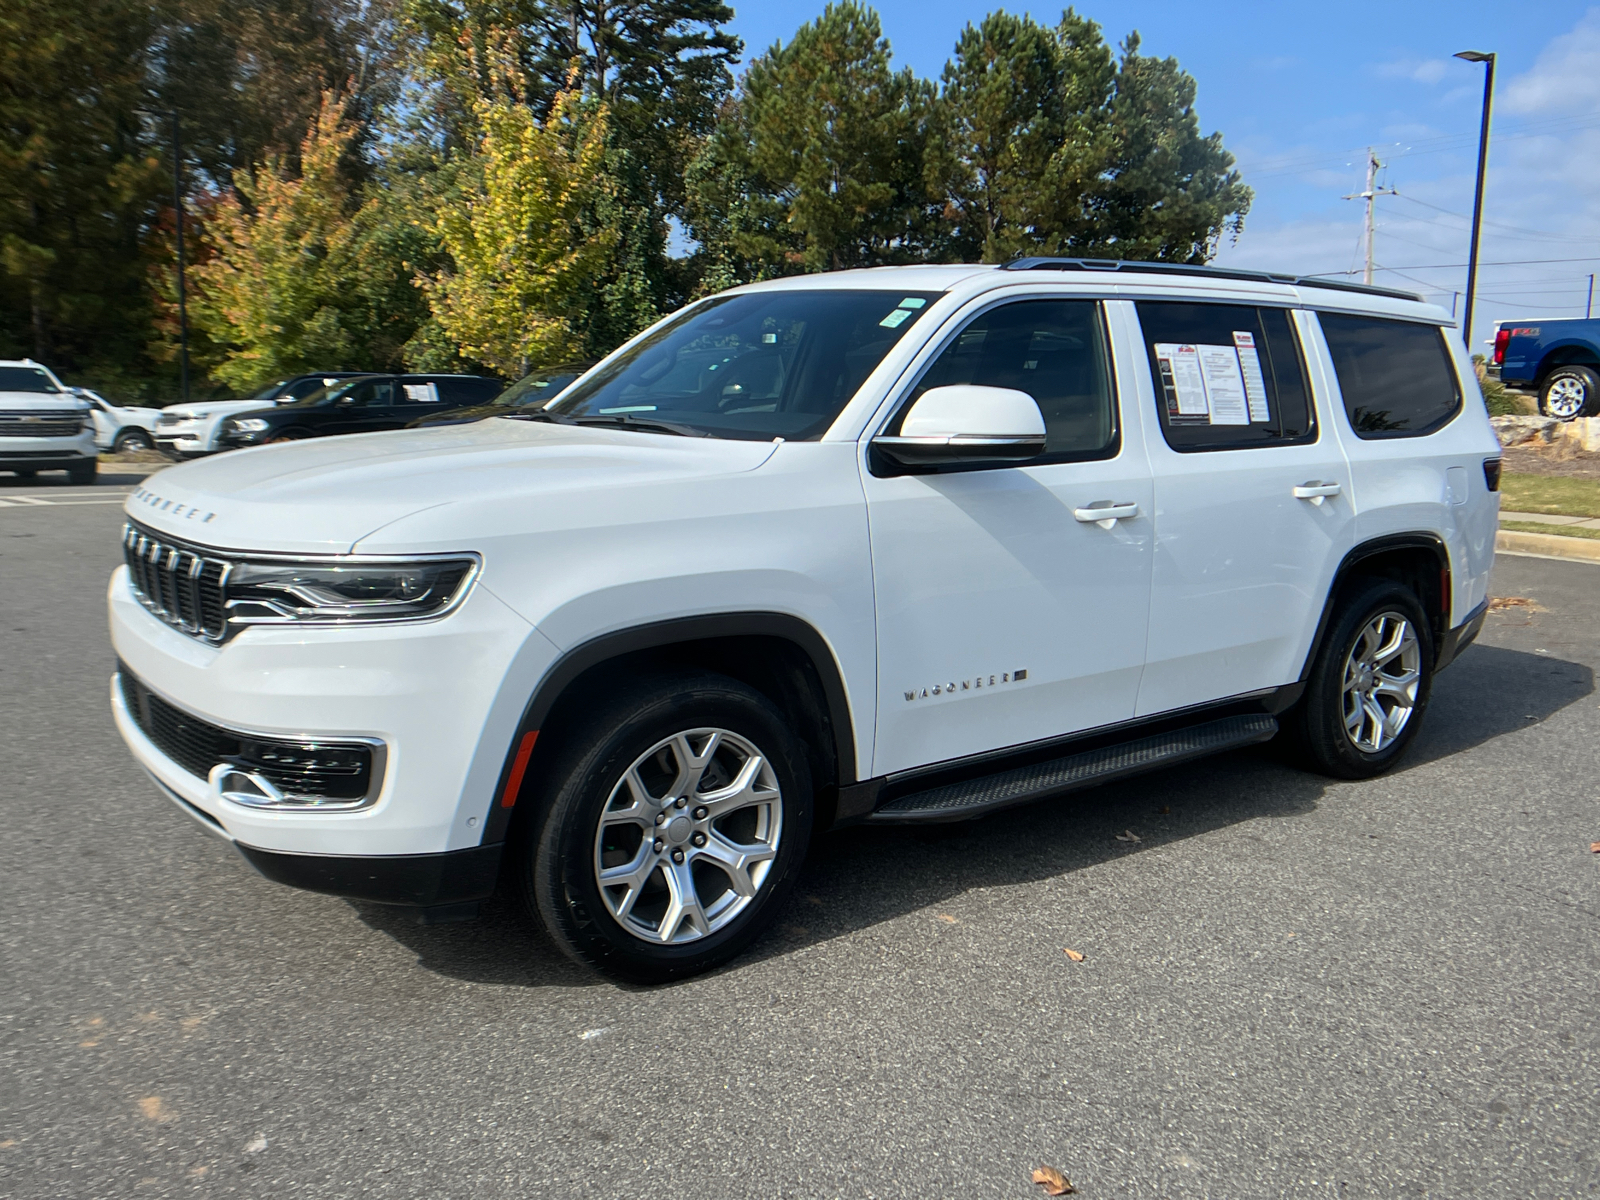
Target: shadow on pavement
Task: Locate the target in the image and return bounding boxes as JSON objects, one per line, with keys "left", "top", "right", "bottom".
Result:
{"left": 360, "top": 645, "right": 1589, "bottom": 988}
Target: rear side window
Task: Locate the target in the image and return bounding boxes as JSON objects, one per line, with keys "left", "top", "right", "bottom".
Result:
{"left": 893, "top": 299, "right": 1117, "bottom": 463}
{"left": 1135, "top": 302, "right": 1314, "bottom": 451}
{"left": 1318, "top": 313, "right": 1462, "bottom": 438}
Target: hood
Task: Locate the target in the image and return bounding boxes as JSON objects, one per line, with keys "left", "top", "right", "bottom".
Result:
{"left": 124, "top": 418, "right": 779, "bottom": 554}
{"left": 159, "top": 398, "right": 275, "bottom": 419}
{"left": 0, "top": 391, "right": 87, "bottom": 411}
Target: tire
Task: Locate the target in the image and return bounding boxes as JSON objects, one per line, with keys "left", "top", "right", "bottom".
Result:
{"left": 1289, "top": 579, "right": 1434, "bottom": 779}
{"left": 13, "top": 469, "right": 36, "bottom": 479}
{"left": 1539, "top": 364, "right": 1599, "bottom": 420}
{"left": 66, "top": 459, "right": 97, "bottom": 485}
{"left": 113, "top": 428, "right": 154, "bottom": 452}
{"left": 523, "top": 671, "right": 814, "bottom": 983}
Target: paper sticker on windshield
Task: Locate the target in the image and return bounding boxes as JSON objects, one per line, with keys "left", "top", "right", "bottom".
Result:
{"left": 898, "top": 297, "right": 926, "bottom": 309}
{"left": 404, "top": 382, "right": 440, "bottom": 403}
{"left": 880, "top": 308, "right": 912, "bottom": 328}
{"left": 1232, "top": 332, "right": 1271, "bottom": 422}
{"left": 1153, "top": 343, "right": 1209, "bottom": 422}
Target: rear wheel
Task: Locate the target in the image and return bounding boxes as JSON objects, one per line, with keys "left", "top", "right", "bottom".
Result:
{"left": 66, "top": 459, "right": 96, "bottom": 485}
{"left": 1289, "top": 579, "right": 1433, "bottom": 779}
{"left": 523, "top": 672, "right": 813, "bottom": 983}
{"left": 1539, "top": 365, "right": 1599, "bottom": 420}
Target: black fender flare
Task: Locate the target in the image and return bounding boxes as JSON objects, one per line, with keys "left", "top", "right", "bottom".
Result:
{"left": 480, "top": 612, "right": 858, "bottom": 845}
{"left": 1298, "top": 532, "right": 1451, "bottom": 683}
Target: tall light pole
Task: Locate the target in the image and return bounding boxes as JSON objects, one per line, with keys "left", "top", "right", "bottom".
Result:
{"left": 1454, "top": 50, "right": 1495, "bottom": 351}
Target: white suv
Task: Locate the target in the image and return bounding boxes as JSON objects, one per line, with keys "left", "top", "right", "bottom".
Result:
{"left": 0, "top": 359, "right": 97, "bottom": 483}
{"left": 108, "top": 261, "right": 1500, "bottom": 982}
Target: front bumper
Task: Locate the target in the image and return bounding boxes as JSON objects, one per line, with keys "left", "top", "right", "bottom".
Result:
{"left": 155, "top": 433, "right": 208, "bottom": 456}
{"left": 108, "top": 564, "right": 557, "bottom": 860}
{"left": 0, "top": 432, "right": 96, "bottom": 468}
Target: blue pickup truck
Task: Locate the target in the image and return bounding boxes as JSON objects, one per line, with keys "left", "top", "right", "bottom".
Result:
{"left": 1494, "top": 318, "right": 1600, "bottom": 419}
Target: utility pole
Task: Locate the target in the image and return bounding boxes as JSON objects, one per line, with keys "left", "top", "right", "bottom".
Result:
{"left": 1343, "top": 148, "right": 1396, "bottom": 286}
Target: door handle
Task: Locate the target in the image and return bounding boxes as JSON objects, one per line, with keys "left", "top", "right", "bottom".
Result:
{"left": 1292, "top": 481, "right": 1342, "bottom": 505}
{"left": 1073, "top": 501, "right": 1140, "bottom": 529}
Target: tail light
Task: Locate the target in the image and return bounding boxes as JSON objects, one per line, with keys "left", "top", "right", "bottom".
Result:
{"left": 1484, "top": 458, "right": 1502, "bottom": 492}
{"left": 1492, "top": 327, "right": 1510, "bottom": 365}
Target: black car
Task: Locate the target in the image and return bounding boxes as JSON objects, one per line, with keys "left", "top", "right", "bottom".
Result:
{"left": 216, "top": 373, "right": 503, "bottom": 448}
{"left": 404, "top": 362, "right": 595, "bottom": 430}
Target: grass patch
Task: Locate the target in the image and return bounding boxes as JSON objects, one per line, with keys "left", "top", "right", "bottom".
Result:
{"left": 1500, "top": 472, "right": 1600, "bottom": 518}
{"left": 1501, "top": 519, "right": 1600, "bottom": 540}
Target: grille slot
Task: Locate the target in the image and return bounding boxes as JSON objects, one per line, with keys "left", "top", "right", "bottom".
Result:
{"left": 121, "top": 523, "right": 230, "bottom": 641}
{"left": 0, "top": 411, "right": 84, "bottom": 437}
{"left": 119, "top": 669, "right": 375, "bottom": 802}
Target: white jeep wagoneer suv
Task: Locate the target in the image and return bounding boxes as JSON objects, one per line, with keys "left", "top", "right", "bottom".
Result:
{"left": 109, "top": 260, "right": 1500, "bottom": 982}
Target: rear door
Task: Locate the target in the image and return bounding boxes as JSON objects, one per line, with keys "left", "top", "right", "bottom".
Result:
{"left": 1130, "top": 299, "right": 1357, "bottom": 717}
{"left": 1309, "top": 310, "right": 1496, "bottom": 623}
{"left": 862, "top": 294, "right": 1155, "bottom": 777}
{"left": 320, "top": 377, "right": 398, "bottom": 436}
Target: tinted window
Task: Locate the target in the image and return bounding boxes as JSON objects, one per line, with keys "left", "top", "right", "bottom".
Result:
{"left": 1135, "top": 303, "right": 1313, "bottom": 451}
{"left": 891, "top": 299, "right": 1116, "bottom": 462}
{"left": 549, "top": 291, "right": 939, "bottom": 440}
{"left": 284, "top": 376, "right": 338, "bottom": 400}
{"left": 0, "top": 366, "right": 61, "bottom": 393}
{"left": 334, "top": 378, "right": 394, "bottom": 408}
{"left": 1318, "top": 313, "right": 1462, "bottom": 438}
{"left": 436, "top": 377, "right": 500, "bottom": 404}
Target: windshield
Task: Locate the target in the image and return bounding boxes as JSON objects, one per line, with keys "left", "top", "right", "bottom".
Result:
{"left": 546, "top": 290, "right": 941, "bottom": 439}
{"left": 493, "top": 365, "right": 591, "bottom": 408}
{"left": 249, "top": 379, "right": 290, "bottom": 402}
{"left": 0, "top": 366, "right": 62, "bottom": 394}
{"left": 279, "top": 377, "right": 380, "bottom": 408}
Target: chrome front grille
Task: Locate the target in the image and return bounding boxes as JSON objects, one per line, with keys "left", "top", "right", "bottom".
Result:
{"left": 121, "top": 523, "right": 230, "bottom": 641}
{"left": 0, "top": 411, "right": 84, "bottom": 437}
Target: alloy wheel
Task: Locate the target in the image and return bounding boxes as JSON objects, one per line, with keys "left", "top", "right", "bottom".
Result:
{"left": 592, "top": 727, "right": 782, "bottom": 944}
{"left": 1547, "top": 375, "right": 1587, "bottom": 419}
{"left": 1341, "top": 611, "right": 1422, "bottom": 753}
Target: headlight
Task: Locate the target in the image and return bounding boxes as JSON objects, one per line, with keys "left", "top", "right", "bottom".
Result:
{"left": 225, "top": 557, "right": 480, "bottom": 627}
{"left": 229, "top": 418, "right": 270, "bottom": 433}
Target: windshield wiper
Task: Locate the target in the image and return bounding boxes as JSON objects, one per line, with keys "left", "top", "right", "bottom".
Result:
{"left": 507, "top": 411, "right": 708, "bottom": 437}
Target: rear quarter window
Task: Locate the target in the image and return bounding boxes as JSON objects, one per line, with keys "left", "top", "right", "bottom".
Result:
{"left": 1317, "top": 313, "right": 1462, "bottom": 438}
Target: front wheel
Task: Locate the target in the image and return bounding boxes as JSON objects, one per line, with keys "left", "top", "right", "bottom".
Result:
{"left": 66, "top": 459, "right": 97, "bottom": 485}
{"left": 113, "top": 428, "right": 154, "bottom": 452}
{"left": 524, "top": 672, "right": 813, "bottom": 983}
{"left": 1289, "top": 579, "right": 1434, "bottom": 779}
{"left": 1539, "top": 365, "right": 1599, "bottom": 420}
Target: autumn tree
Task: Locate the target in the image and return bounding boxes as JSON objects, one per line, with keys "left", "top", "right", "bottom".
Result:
{"left": 187, "top": 93, "right": 430, "bottom": 390}
{"left": 417, "top": 82, "right": 615, "bottom": 376}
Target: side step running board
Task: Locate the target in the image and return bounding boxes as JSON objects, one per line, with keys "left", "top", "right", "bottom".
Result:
{"left": 866, "top": 713, "right": 1279, "bottom": 824}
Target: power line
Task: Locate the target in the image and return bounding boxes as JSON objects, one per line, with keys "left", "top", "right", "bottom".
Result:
{"left": 1304, "top": 254, "right": 1600, "bottom": 275}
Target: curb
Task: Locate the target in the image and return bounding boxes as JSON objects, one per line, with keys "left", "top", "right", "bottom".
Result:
{"left": 1496, "top": 528, "right": 1600, "bottom": 564}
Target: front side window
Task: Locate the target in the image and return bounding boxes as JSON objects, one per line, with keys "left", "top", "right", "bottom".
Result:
{"left": 1136, "top": 302, "right": 1314, "bottom": 451}
{"left": 887, "top": 299, "right": 1117, "bottom": 463}
{"left": 1318, "top": 313, "right": 1462, "bottom": 438}
{"left": 0, "top": 366, "right": 62, "bottom": 393}
{"left": 548, "top": 290, "right": 940, "bottom": 440}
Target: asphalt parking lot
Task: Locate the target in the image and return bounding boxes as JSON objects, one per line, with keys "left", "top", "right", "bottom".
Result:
{"left": 2, "top": 488, "right": 1597, "bottom": 1199}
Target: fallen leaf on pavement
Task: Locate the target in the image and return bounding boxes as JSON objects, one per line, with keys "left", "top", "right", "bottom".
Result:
{"left": 1115, "top": 830, "right": 1141, "bottom": 843}
{"left": 1487, "top": 596, "right": 1536, "bottom": 613}
{"left": 1062, "top": 948, "right": 1085, "bottom": 962}
{"left": 1159, "top": 805, "right": 1171, "bottom": 814}
{"left": 1590, "top": 842, "right": 1600, "bottom": 854}
{"left": 1032, "top": 1165, "right": 1076, "bottom": 1195}
{"left": 936, "top": 913, "right": 959, "bottom": 924}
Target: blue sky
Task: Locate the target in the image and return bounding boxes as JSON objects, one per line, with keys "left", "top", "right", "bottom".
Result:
{"left": 726, "top": 2, "right": 1600, "bottom": 348}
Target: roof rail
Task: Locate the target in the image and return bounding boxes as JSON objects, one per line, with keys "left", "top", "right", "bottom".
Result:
{"left": 998, "top": 257, "right": 1422, "bottom": 303}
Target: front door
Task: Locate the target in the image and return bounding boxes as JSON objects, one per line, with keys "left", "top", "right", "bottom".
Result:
{"left": 323, "top": 377, "right": 398, "bottom": 436}
{"left": 1130, "top": 300, "right": 1357, "bottom": 717}
{"left": 863, "top": 297, "right": 1155, "bottom": 778}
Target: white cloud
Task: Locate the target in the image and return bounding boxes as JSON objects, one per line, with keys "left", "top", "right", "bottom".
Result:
{"left": 1503, "top": 8, "right": 1600, "bottom": 114}
{"left": 1375, "top": 57, "right": 1449, "bottom": 85}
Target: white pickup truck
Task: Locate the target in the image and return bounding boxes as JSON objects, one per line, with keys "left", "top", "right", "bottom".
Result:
{"left": 0, "top": 359, "right": 96, "bottom": 483}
